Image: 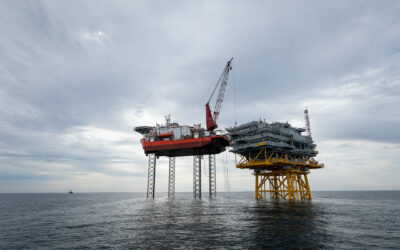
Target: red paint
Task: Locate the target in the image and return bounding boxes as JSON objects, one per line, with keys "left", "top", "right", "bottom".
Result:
{"left": 140, "top": 135, "right": 229, "bottom": 156}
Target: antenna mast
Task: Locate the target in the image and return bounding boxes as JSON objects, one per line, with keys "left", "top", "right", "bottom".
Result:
{"left": 304, "top": 108, "right": 312, "bottom": 138}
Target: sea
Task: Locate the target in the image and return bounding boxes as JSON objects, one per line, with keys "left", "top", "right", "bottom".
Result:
{"left": 0, "top": 191, "right": 399, "bottom": 249}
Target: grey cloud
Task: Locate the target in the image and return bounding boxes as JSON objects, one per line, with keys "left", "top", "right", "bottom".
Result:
{"left": 1, "top": 0, "right": 400, "bottom": 192}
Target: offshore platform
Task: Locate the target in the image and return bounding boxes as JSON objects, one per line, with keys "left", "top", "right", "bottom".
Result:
{"left": 227, "top": 109, "right": 324, "bottom": 200}
{"left": 135, "top": 58, "right": 233, "bottom": 198}
{"left": 134, "top": 58, "right": 323, "bottom": 200}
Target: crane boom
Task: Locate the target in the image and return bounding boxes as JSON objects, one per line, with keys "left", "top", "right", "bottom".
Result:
{"left": 206, "top": 57, "right": 233, "bottom": 132}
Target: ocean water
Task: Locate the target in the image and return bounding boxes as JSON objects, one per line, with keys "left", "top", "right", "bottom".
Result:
{"left": 0, "top": 191, "right": 399, "bottom": 249}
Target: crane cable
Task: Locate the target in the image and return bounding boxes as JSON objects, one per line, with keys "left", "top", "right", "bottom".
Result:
{"left": 223, "top": 150, "right": 230, "bottom": 194}
{"left": 232, "top": 60, "right": 237, "bottom": 126}
{"left": 203, "top": 155, "right": 208, "bottom": 177}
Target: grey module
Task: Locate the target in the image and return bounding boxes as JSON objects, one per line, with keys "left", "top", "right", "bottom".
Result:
{"left": 226, "top": 121, "right": 318, "bottom": 157}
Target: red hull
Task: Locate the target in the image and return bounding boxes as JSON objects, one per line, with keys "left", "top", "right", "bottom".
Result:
{"left": 141, "top": 135, "right": 230, "bottom": 157}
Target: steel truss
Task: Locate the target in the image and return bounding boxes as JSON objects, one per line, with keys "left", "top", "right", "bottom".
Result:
{"left": 209, "top": 154, "right": 216, "bottom": 197}
{"left": 168, "top": 157, "right": 175, "bottom": 198}
{"left": 193, "top": 155, "right": 202, "bottom": 198}
{"left": 145, "top": 154, "right": 218, "bottom": 199}
{"left": 236, "top": 148, "right": 324, "bottom": 170}
{"left": 255, "top": 169, "right": 311, "bottom": 200}
{"left": 235, "top": 147, "right": 323, "bottom": 200}
{"left": 147, "top": 153, "right": 156, "bottom": 198}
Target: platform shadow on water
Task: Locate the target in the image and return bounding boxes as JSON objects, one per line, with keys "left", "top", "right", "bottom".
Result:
{"left": 247, "top": 200, "right": 330, "bottom": 248}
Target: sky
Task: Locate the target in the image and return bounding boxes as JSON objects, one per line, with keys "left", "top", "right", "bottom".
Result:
{"left": 1, "top": 0, "right": 399, "bottom": 193}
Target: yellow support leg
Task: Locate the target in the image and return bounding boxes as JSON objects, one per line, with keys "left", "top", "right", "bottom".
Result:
{"left": 304, "top": 173, "right": 312, "bottom": 199}
{"left": 236, "top": 148, "right": 322, "bottom": 200}
{"left": 287, "top": 172, "right": 293, "bottom": 200}
{"left": 255, "top": 173, "right": 264, "bottom": 199}
{"left": 255, "top": 173, "right": 259, "bottom": 199}
{"left": 254, "top": 170, "right": 312, "bottom": 200}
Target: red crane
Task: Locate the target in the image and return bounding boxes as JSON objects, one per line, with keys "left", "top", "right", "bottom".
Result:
{"left": 205, "top": 57, "right": 233, "bottom": 132}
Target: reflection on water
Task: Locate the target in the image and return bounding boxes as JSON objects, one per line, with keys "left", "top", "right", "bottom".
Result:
{"left": 250, "top": 200, "right": 328, "bottom": 248}
{"left": 0, "top": 191, "right": 399, "bottom": 249}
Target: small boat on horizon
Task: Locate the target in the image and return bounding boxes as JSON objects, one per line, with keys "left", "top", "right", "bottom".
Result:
{"left": 69, "top": 190, "right": 73, "bottom": 194}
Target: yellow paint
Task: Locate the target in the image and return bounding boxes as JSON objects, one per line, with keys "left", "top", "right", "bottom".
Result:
{"left": 257, "top": 141, "right": 267, "bottom": 146}
{"left": 235, "top": 148, "right": 323, "bottom": 200}
{"left": 254, "top": 171, "right": 312, "bottom": 200}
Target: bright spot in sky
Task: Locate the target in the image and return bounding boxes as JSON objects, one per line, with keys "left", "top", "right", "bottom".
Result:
{"left": 81, "top": 30, "right": 107, "bottom": 44}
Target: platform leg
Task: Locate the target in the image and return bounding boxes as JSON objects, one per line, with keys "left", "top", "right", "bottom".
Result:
{"left": 303, "top": 173, "right": 312, "bottom": 199}
{"left": 168, "top": 157, "right": 175, "bottom": 198}
{"left": 193, "top": 155, "right": 201, "bottom": 198}
{"left": 147, "top": 154, "right": 156, "bottom": 198}
{"left": 254, "top": 170, "right": 312, "bottom": 200}
{"left": 209, "top": 154, "right": 216, "bottom": 197}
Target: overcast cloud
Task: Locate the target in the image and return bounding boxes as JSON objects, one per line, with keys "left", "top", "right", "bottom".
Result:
{"left": 1, "top": 1, "right": 399, "bottom": 193}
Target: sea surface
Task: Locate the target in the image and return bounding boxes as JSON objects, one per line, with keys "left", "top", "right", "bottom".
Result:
{"left": 0, "top": 191, "right": 399, "bottom": 249}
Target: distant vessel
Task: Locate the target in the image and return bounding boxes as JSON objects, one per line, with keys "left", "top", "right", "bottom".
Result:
{"left": 69, "top": 190, "right": 73, "bottom": 194}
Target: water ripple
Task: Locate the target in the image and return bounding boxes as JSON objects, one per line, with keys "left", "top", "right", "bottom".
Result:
{"left": 0, "top": 191, "right": 399, "bottom": 249}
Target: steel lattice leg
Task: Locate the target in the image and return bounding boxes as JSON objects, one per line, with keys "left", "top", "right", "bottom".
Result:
{"left": 254, "top": 170, "right": 312, "bottom": 200}
{"left": 168, "top": 157, "right": 175, "bottom": 198}
{"left": 209, "top": 154, "right": 216, "bottom": 197}
{"left": 147, "top": 154, "right": 156, "bottom": 198}
{"left": 193, "top": 155, "right": 201, "bottom": 198}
